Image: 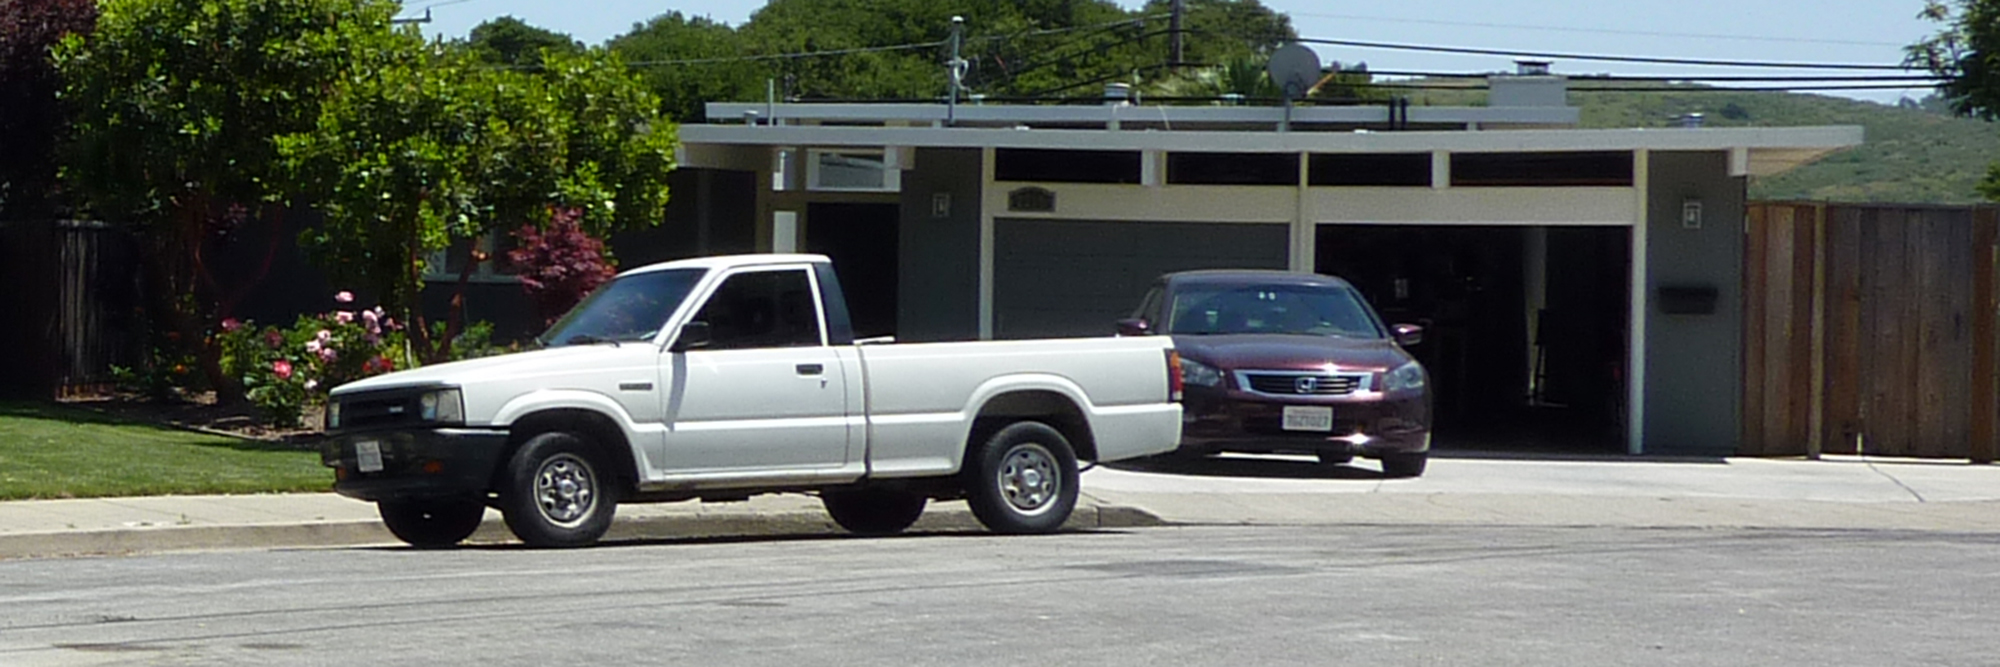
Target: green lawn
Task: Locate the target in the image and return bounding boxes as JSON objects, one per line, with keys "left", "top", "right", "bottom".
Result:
{"left": 0, "top": 402, "right": 331, "bottom": 500}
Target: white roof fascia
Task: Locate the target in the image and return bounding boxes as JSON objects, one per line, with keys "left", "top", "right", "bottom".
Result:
{"left": 682, "top": 124, "right": 1861, "bottom": 157}
{"left": 704, "top": 102, "right": 1579, "bottom": 127}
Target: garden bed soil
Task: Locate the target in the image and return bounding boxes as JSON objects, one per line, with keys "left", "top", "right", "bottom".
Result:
{"left": 59, "top": 392, "right": 326, "bottom": 448}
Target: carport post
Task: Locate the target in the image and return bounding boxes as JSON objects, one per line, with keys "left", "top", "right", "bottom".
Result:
{"left": 1291, "top": 150, "right": 1313, "bottom": 271}
{"left": 1628, "top": 150, "right": 1650, "bottom": 456}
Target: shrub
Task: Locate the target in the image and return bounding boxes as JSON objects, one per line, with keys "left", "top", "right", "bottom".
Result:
{"left": 508, "top": 206, "right": 617, "bottom": 326}
{"left": 218, "top": 291, "right": 412, "bottom": 427}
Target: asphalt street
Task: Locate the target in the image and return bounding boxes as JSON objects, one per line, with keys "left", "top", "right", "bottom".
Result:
{"left": 1, "top": 523, "right": 1996, "bottom": 666}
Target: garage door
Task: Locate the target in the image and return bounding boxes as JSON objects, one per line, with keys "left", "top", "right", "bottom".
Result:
{"left": 993, "top": 219, "right": 1290, "bottom": 339}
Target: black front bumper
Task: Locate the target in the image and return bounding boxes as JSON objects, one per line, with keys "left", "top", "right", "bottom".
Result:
{"left": 1178, "top": 389, "right": 1431, "bottom": 458}
{"left": 320, "top": 428, "right": 510, "bottom": 502}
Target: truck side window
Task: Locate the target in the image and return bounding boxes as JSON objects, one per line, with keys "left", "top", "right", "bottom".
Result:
{"left": 693, "top": 269, "right": 824, "bottom": 350}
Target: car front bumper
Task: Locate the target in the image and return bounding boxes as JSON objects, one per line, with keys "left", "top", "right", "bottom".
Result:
{"left": 1178, "top": 389, "right": 1431, "bottom": 458}
{"left": 320, "top": 427, "right": 510, "bottom": 502}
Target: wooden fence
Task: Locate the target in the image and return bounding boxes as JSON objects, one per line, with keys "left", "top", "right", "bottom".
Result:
{"left": 1743, "top": 202, "right": 1998, "bottom": 462}
{"left": 0, "top": 220, "right": 142, "bottom": 398}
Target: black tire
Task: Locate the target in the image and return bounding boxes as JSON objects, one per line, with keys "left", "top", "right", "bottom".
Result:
{"left": 1381, "top": 452, "right": 1428, "bottom": 478}
{"left": 822, "top": 488, "right": 928, "bottom": 536}
{"left": 962, "top": 421, "right": 1080, "bottom": 534}
{"left": 498, "top": 431, "right": 618, "bottom": 548}
{"left": 1317, "top": 451, "right": 1354, "bottom": 466}
{"left": 378, "top": 498, "right": 485, "bottom": 548}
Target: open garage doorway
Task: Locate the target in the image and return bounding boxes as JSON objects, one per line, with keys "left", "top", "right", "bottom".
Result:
{"left": 805, "top": 203, "right": 900, "bottom": 340}
{"left": 1316, "top": 224, "right": 1630, "bottom": 453}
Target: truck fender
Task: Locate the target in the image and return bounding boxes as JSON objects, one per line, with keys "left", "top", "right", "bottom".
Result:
{"left": 490, "top": 390, "right": 650, "bottom": 481}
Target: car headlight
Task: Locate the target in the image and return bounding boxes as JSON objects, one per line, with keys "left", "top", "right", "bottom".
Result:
{"left": 1383, "top": 361, "right": 1426, "bottom": 392}
{"left": 418, "top": 388, "right": 465, "bottom": 423}
{"left": 1181, "top": 358, "right": 1225, "bottom": 388}
{"left": 325, "top": 400, "right": 342, "bottom": 430}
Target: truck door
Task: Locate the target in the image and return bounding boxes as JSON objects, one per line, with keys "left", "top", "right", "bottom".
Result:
{"left": 660, "top": 266, "right": 852, "bottom": 473}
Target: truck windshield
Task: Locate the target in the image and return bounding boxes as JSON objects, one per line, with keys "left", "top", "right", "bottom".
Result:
{"left": 538, "top": 268, "right": 707, "bottom": 347}
{"left": 1166, "top": 284, "right": 1385, "bottom": 338}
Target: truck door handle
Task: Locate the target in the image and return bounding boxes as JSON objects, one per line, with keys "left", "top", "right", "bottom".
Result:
{"left": 796, "top": 363, "right": 824, "bottom": 376}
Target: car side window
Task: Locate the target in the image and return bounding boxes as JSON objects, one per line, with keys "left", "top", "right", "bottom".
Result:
{"left": 692, "top": 269, "right": 824, "bottom": 350}
{"left": 1134, "top": 287, "right": 1164, "bottom": 324}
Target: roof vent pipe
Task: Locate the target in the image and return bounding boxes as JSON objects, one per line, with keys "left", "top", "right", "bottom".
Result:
{"left": 1104, "top": 82, "right": 1133, "bottom": 106}
{"left": 1515, "top": 60, "right": 1551, "bottom": 76}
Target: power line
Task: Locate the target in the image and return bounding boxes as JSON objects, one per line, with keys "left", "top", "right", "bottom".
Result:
{"left": 608, "top": 16, "right": 1163, "bottom": 69}
{"left": 1288, "top": 12, "right": 1908, "bottom": 48}
{"left": 1292, "top": 36, "right": 1914, "bottom": 71}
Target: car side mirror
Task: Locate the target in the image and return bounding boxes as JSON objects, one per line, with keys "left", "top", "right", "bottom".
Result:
{"left": 671, "top": 321, "right": 712, "bottom": 352}
{"left": 1115, "top": 318, "right": 1153, "bottom": 336}
{"left": 1392, "top": 323, "right": 1424, "bottom": 347}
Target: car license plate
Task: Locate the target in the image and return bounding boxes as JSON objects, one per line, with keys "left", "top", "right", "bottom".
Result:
{"left": 1282, "top": 406, "right": 1333, "bottom": 432}
{"left": 355, "top": 440, "right": 384, "bottom": 473}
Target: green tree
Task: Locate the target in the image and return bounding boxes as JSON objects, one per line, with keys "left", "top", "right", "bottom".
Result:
{"left": 466, "top": 15, "right": 581, "bottom": 68}
{"left": 1910, "top": 0, "right": 2000, "bottom": 200}
{"left": 0, "top": 0, "right": 98, "bottom": 219}
{"left": 278, "top": 47, "right": 677, "bottom": 361}
{"left": 52, "top": 0, "right": 404, "bottom": 397}
{"left": 607, "top": 12, "right": 767, "bottom": 122}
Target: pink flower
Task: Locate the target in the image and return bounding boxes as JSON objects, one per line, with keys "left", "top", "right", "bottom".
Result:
{"left": 384, "top": 317, "right": 399, "bottom": 331}
{"left": 220, "top": 318, "right": 242, "bottom": 332}
{"left": 335, "top": 311, "right": 354, "bottom": 324}
{"left": 264, "top": 329, "right": 284, "bottom": 348}
{"left": 272, "top": 360, "right": 294, "bottom": 380}
{"left": 334, "top": 291, "right": 354, "bottom": 303}
{"left": 316, "top": 329, "right": 332, "bottom": 343}
{"left": 361, "top": 309, "right": 380, "bottom": 334}
{"left": 303, "top": 340, "right": 321, "bottom": 354}
{"left": 317, "top": 347, "right": 338, "bottom": 363}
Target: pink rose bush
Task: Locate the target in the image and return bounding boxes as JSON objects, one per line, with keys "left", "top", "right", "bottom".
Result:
{"left": 217, "top": 291, "right": 412, "bottom": 427}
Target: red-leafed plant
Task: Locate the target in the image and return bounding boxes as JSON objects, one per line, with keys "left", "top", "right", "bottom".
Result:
{"left": 508, "top": 207, "right": 618, "bottom": 325}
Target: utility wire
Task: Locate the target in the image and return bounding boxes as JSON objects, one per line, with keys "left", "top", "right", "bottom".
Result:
{"left": 1288, "top": 12, "right": 1908, "bottom": 48}
{"left": 610, "top": 16, "right": 1162, "bottom": 69}
{"left": 1291, "top": 36, "right": 1915, "bottom": 71}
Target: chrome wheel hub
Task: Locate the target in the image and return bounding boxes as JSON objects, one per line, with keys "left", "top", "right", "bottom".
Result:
{"left": 998, "top": 443, "right": 1060, "bottom": 515}
{"left": 535, "top": 454, "right": 596, "bottom": 527}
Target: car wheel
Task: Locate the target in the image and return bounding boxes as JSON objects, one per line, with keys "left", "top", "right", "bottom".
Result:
{"left": 1317, "top": 451, "right": 1354, "bottom": 466}
{"left": 1381, "top": 452, "right": 1428, "bottom": 478}
{"left": 963, "top": 421, "right": 1080, "bottom": 534}
{"left": 822, "top": 488, "right": 928, "bottom": 536}
{"left": 498, "top": 432, "right": 618, "bottom": 548}
{"left": 378, "top": 498, "right": 485, "bottom": 548}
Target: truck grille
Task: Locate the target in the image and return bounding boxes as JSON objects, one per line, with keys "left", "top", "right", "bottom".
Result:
{"left": 1239, "top": 371, "right": 1370, "bottom": 396}
{"left": 336, "top": 390, "right": 424, "bottom": 430}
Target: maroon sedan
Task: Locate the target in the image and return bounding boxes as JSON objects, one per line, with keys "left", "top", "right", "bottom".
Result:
{"left": 1118, "top": 270, "right": 1433, "bottom": 477}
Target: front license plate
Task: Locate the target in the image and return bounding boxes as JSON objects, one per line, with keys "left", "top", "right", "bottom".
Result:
{"left": 355, "top": 440, "right": 384, "bottom": 473}
{"left": 1282, "top": 406, "right": 1334, "bottom": 432}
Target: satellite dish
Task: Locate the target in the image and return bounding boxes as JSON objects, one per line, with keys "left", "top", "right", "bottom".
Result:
{"left": 1266, "top": 43, "right": 1322, "bottom": 100}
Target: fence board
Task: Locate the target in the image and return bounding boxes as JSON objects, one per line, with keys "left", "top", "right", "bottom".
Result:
{"left": 1975, "top": 208, "right": 2000, "bottom": 464}
{"left": 1742, "top": 206, "right": 1771, "bottom": 454}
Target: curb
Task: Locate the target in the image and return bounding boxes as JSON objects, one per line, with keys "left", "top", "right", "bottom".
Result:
{"left": 0, "top": 502, "right": 1167, "bottom": 561}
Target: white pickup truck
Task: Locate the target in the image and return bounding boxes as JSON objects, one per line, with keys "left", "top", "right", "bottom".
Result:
{"left": 322, "top": 254, "right": 1183, "bottom": 548}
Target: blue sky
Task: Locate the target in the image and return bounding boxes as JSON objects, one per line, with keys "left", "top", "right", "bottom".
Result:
{"left": 404, "top": 0, "right": 1938, "bottom": 104}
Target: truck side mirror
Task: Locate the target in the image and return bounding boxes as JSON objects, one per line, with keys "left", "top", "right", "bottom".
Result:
{"left": 671, "top": 321, "right": 712, "bottom": 352}
{"left": 1392, "top": 323, "right": 1424, "bottom": 347}
{"left": 1115, "top": 318, "right": 1152, "bottom": 336}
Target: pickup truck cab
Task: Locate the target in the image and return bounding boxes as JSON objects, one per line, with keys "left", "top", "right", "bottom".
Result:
{"left": 323, "top": 254, "right": 1183, "bottom": 548}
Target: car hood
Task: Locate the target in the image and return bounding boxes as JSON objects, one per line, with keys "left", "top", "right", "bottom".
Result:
{"left": 1171, "top": 334, "right": 1411, "bottom": 372}
{"left": 329, "top": 345, "right": 636, "bottom": 396}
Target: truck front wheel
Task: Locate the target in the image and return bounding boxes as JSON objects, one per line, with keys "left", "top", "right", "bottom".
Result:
{"left": 963, "top": 421, "right": 1079, "bottom": 534}
{"left": 498, "top": 432, "right": 618, "bottom": 548}
{"left": 379, "top": 498, "right": 485, "bottom": 548}
{"left": 821, "top": 488, "right": 928, "bottom": 536}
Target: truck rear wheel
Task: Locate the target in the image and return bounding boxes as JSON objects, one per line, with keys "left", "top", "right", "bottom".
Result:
{"left": 379, "top": 498, "right": 485, "bottom": 548}
{"left": 963, "top": 421, "right": 1079, "bottom": 534}
{"left": 821, "top": 488, "right": 928, "bottom": 536}
{"left": 498, "top": 432, "right": 618, "bottom": 548}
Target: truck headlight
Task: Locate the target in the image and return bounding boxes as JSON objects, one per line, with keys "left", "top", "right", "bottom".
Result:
{"left": 1383, "top": 361, "right": 1426, "bottom": 392}
{"left": 418, "top": 388, "right": 464, "bottom": 424}
{"left": 326, "top": 400, "right": 342, "bottom": 430}
{"left": 1181, "top": 358, "right": 1224, "bottom": 388}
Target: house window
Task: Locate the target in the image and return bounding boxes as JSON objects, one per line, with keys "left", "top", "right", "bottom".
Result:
{"left": 807, "top": 149, "right": 901, "bottom": 192}
{"left": 1167, "top": 152, "right": 1299, "bottom": 186}
{"left": 1450, "top": 151, "right": 1634, "bottom": 187}
{"left": 1309, "top": 153, "right": 1432, "bottom": 187}
{"left": 995, "top": 149, "right": 1142, "bottom": 184}
{"left": 423, "top": 230, "right": 517, "bottom": 283}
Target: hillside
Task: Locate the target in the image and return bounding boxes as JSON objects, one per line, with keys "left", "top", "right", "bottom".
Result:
{"left": 1403, "top": 83, "right": 2000, "bottom": 205}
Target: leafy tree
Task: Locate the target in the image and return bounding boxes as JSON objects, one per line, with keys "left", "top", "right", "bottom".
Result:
{"left": 0, "top": 0, "right": 97, "bottom": 218}
{"left": 279, "top": 47, "right": 677, "bottom": 361}
{"left": 466, "top": 15, "right": 581, "bottom": 68}
{"left": 508, "top": 207, "right": 618, "bottom": 326}
{"left": 1910, "top": 0, "right": 2000, "bottom": 200}
{"left": 607, "top": 12, "right": 767, "bottom": 122}
{"left": 52, "top": 0, "right": 404, "bottom": 397}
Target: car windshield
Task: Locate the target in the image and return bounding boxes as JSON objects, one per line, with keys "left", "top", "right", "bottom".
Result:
{"left": 538, "top": 268, "right": 706, "bottom": 347}
{"left": 1166, "top": 284, "right": 1384, "bottom": 338}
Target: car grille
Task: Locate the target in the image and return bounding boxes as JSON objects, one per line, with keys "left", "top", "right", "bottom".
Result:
{"left": 336, "top": 390, "right": 425, "bottom": 430}
{"left": 1239, "top": 371, "right": 1370, "bottom": 396}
